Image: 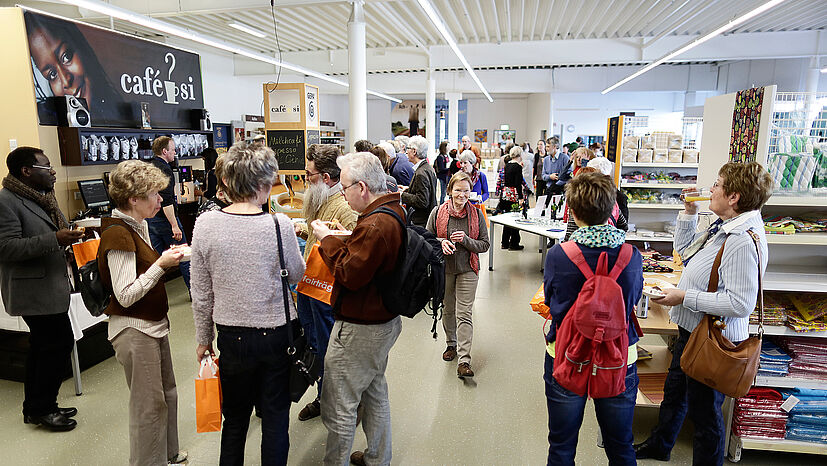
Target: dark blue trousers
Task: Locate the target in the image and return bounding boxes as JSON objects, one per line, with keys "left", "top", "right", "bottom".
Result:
{"left": 146, "top": 216, "right": 191, "bottom": 289}
{"left": 296, "top": 293, "right": 335, "bottom": 400}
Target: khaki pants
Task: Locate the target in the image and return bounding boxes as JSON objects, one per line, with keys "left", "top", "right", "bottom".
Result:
{"left": 443, "top": 271, "right": 479, "bottom": 365}
{"left": 112, "top": 328, "right": 179, "bottom": 466}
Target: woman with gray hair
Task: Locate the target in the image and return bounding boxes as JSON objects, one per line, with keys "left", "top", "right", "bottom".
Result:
{"left": 388, "top": 138, "right": 413, "bottom": 186}
{"left": 191, "top": 142, "right": 306, "bottom": 465}
{"left": 98, "top": 160, "right": 188, "bottom": 465}
{"left": 459, "top": 149, "right": 489, "bottom": 202}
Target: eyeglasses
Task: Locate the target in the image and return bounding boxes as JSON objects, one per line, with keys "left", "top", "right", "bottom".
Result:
{"left": 305, "top": 170, "right": 321, "bottom": 178}
{"left": 30, "top": 164, "right": 54, "bottom": 171}
{"left": 341, "top": 181, "right": 361, "bottom": 192}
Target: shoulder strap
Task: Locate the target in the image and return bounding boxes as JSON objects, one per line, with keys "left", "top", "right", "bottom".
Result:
{"left": 272, "top": 215, "right": 297, "bottom": 352}
{"left": 747, "top": 230, "right": 765, "bottom": 335}
{"left": 707, "top": 237, "right": 728, "bottom": 292}
{"left": 608, "top": 243, "right": 634, "bottom": 280}
{"left": 560, "top": 242, "right": 594, "bottom": 279}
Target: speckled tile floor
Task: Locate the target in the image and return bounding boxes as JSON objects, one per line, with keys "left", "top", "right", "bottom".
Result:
{"left": 0, "top": 244, "right": 822, "bottom": 465}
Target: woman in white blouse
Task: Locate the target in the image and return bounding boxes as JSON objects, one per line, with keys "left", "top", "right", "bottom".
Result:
{"left": 98, "top": 160, "right": 187, "bottom": 466}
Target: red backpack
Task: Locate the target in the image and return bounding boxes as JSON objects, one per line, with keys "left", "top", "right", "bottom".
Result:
{"left": 552, "top": 242, "right": 634, "bottom": 399}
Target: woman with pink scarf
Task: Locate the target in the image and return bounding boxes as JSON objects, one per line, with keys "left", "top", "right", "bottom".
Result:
{"left": 426, "top": 171, "right": 490, "bottom": 379}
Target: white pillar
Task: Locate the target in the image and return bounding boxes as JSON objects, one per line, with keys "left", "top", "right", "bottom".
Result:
{"left": 426, "top": 70, "right": 436, "bottom": 160}
{"left": 803, "top": 56, "right": 820, "bottom": 131}
{"left": 348, "top": 1, "right": 367, "bottom": 152}
{"left": 446, "top": 92, "right": 462, "bottom": 150}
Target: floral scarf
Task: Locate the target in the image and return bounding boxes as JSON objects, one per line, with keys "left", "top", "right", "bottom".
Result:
{"left": 569, "top": 224, "right": 625, "bottom": 249}
{"left": 436, "top": 200, "right": 481, "bottom": 274}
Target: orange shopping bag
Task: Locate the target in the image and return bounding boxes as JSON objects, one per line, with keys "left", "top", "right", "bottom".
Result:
{"left": 472, "top": 202, "right": 489, "bottom": 228}
{"left": 530, "top": 285, "right": 550, "bottom": 319}
{"left": 72, "top": 238, "right": 100, "bottom": 267}
{"left": 296, "top": 242, "right": 335, "bottom": 305}
{"left": 195, "top": 355, "right": 222, "bottom": 433}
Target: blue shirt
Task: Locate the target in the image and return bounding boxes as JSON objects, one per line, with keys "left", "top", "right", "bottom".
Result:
{"left": 541, "top": 152, "right": 571, "bottom": 188}
{"left": 543, "top": 243, "right": 643, "bottom": 346}
{"left": 472, "top": 171, "right": 489, "bottom": 202}
{"left": 390, "top": 153, "right": 414, "bottom": 186}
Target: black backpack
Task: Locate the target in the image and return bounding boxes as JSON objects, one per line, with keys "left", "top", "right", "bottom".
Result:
{"left": 365, "top": 206, "right": 445, "bottom": 338}
{"left": 77, "top": 224, "right": 126, "bottom": 317}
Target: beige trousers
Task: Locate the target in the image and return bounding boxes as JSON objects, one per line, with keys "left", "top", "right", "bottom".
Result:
{"left": 442, "top": 271, "right": 479, "bottom": 365}
{"left": 112, "top": 328, "right": 179, "bottom": 466}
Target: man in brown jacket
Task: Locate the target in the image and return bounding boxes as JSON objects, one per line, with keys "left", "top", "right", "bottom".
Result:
{"left": 311, "top": 152, "right": 404, "bottom": 466}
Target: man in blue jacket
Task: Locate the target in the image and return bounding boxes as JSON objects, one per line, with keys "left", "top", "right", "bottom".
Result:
{"left": 542, "top": 142, "right": 571, "bottom": 195}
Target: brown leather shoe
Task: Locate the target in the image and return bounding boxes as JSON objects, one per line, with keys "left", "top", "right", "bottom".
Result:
{"left": 457, "top": 362, "right": 474, "bottom": 378}
{"left": 350, "top": 450, "right": 366, "bottom": 466}
{"left": 298, "top": 399, "right": 321, "bottom": 421}
{"left": 442, "top": 346, "right": 457, "bottom": 361}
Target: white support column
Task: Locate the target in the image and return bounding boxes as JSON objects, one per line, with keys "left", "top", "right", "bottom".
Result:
{"left": 446, "top": 92, "right": 462, "bottom": 150}
{"left": 426, "top": 68, "right": 436, "bottom": 160}
{"left": 348, "top": 0, "right": 367, "bottom": 152}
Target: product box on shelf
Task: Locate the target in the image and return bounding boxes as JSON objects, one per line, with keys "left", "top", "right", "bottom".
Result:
{"left": 683, "top": 149, "right": 699, "bottom": 164}
{"left": 668, "top": 149, "right": 684, "bottom": 163}
{"left": 637, "top": 149, "right": 654, "bottom": 163}
{"left": 653, "top": 149, "right": 668, "bottom": 163}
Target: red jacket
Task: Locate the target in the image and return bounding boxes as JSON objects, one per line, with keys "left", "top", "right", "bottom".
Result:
{"left": 319, "top": 193, "right": 405, "bottom": 324}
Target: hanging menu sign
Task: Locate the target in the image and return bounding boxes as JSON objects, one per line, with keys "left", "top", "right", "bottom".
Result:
{"left": 267, "top": 129, "right": 306, "bottom": 172}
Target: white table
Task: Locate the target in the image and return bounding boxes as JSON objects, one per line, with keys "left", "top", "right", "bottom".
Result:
{"left": 487, "top": 213, "right": 567, "bottom": 271}
{"left": 0, "top": 293, "right": 107, "bottom": 395}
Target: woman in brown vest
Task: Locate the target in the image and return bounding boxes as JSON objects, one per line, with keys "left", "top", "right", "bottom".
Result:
{"left": 97, "top": 160, "right": 188, "bottom": 466}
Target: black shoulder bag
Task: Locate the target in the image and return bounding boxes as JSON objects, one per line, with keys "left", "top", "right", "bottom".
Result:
{"left": 273, "top": 215, "right": 321, "bottom": 403}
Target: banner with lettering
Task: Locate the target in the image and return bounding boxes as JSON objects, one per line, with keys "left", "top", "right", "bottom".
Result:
{"left": 24, "top": 11, "right": 204, "bottom": 129}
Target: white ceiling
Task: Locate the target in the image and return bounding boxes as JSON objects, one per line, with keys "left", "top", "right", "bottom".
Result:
{"left": 17, "top": 0, "right": 827, "bottom": 57}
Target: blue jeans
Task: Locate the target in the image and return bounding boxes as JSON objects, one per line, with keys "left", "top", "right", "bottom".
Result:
{"left": 647, "top": 327, "right": 727, "bottom": 466}
{"left": 545, "top": 353, "right": 638, "bottom": 466}
{"left": 296, "top": 293, "right": 335, "bottom": 399}
{"left": 216, "top": 323, "right": 294, "bottom": 466}
{"left": 438, "top": 177, "right": 447, "bottom": 204}
{"left": 146, "top": 216, "right": 191, "bottom": 289}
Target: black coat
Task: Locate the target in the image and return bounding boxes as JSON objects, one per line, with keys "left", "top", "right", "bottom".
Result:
{"left": 401, "top": 161, "right": 438, "bottom": 227}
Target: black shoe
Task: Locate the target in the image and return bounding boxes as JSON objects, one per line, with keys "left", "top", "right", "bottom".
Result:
{"left": 298, "top": 399, "right": 321, "bottom": 421}
{"left": 58, "top": 407, "right": 77, "bottom": 418}
{"left": 24, "top": 412, "right": 77, "bottom": 432}
{"left": 634, "top": 438, "right": 670, "bottom": 461}
{"left": 509, "top": 245, "right": 525, "bottom": 251}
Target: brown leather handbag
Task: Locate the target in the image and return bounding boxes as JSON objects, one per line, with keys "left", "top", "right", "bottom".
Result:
{"left": 680, "top": 230, "right": 764, "bottom": 399}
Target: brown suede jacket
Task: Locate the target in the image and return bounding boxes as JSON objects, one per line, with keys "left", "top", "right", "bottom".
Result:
{"left": 319, "top": 192, "right": 404, "bottom": 324}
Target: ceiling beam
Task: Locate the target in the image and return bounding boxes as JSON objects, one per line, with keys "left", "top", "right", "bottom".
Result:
{"left": 473, "top": 0, "right": 490, "bottom": 43}
{"left": 505, "top": 0, "right": 512, "bottom": 42}
{"left": 571, "top": 0, "right": 600, "bottom": 40}
{"left": 602, "top": 0, "right": 646, "bottom": 39}
{"left": 539, "top": 0, "right": 556, "bottom": 40}
{"left": 626, "top": 0, "right": 686, "bottom": 38}
{"left": 396, "top": 0, "right": 440, "bottom": 45}
{"left": 373, "top": 1, "right": 430, "bottom": 51}
{"left": 518, "top": 0, "right": 525, "bottom": 42}
{"left": 441, "top": 0, "right": 469, "bottom": 44}
{"left": 363, "top": 4, "right": 401, "bottom": 48}
{"left": 488, "top": 0, "right": 502, "bottom": 44}
{"left": 529, "top": 0, "right": 540, "bottom": 41}
{"left": 457, "top": 0, "right": 480, "bottom": 43}
{"left": 548, "top": 0, "right": 570, "bottom": 40}
{"left": 581, "top": 0, "right": 615, "bottom": 39}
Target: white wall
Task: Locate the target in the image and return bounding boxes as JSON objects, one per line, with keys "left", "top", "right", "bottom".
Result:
{"left": 526, "top": 93, "right": 552, "bottom": 143}
{"left": 717, "top": 58, "right": 827, "bottom": 94}
{"left": 466, "top": 96, "right": 529, "bottom": 144}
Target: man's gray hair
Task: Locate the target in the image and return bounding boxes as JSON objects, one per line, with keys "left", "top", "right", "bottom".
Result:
{"left": 216, "top": 141, "right": 278, "bottom": 203}
{"left": 459, "top": 150, "right": 476, "bottom": 164}
{"left": 378, "top": 142, "right": 395, "bottom": 160}
{"left": 394, "top": 135, "right": 410, "bottom": 146}
{"left": 337, "top": 152, "right": 388, "bottom": 195}
{"left": 389, "top": 139, "right": 405, "bottom": 153}
{"left": 408, "top": 135, "right": 429, "bottom": 160}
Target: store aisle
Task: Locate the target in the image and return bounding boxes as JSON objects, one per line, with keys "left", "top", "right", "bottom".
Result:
{"left": 0, "top": 249, "right": 819, "bottom": 465}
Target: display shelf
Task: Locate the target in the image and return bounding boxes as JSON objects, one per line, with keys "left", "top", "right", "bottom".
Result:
{"left": 637, "top": 345, "right": 671, "bottom": 374}
{"left": 729, "top": 435, "right": 827, "bottom": 462}
{"left": 623, "top": 162, "right": 699, "bottom": 169}
{"left": 754, "top": 375, "right": 826, "bottom": 390}
{"left": 763, "top": 265, "right": 827, "bottom": 293}
{"left": 638, "top": 305, "right": 678, "bottom": 336}
{"left": 620, "top": 182, "right": 695, "bottom": 189}
{"left": 765, "top": 195, "right": 827, "bottom": 207}
{"left": 749, "top": 325, "right": 827, "bottom": 338}
{"left": 764, "top": 233, "right": 827, "bottom": 246}
{"left": 626, "top": 234, "right": 674, "bottom": 242}
{"left": 627, "top": 203, "right": 684, "bottom": 210}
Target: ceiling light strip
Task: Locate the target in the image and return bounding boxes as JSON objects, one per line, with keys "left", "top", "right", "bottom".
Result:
{"left": 48, "top": 0, "right": 401, "bottom": 102}
{"left": 227, "top": 22, "right": 267, "bottom": 39}
{"left": 602, "top": 0, "right": 788, "bottom": 94}
{"left": 414, "top": 0, "right": 493, "bottom": 102}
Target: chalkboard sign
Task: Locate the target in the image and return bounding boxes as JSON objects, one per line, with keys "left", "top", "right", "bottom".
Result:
{"left": 606, "top": 116, "right": 620, "bottom": 163}
{"left": 267, "top": 129, "right": 306, "bottom": 172}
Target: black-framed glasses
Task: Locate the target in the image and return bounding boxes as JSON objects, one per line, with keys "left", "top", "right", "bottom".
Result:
{"left": 342, "top": 181, "right": 361, "bottom": 192}
{"left": 30, "top": 164, "right": 54, "bottom": 171}
{"left": 305, "top": 170, "right": 321, "bottom": 178}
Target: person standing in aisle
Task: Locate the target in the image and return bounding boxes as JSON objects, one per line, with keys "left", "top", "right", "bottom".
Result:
{"left": 460, "top": 135, "right": 482, "bottom": 168}
{"left": 496, "top": 146, "right": 532, "bottom": 250}
{"left": 147, "top": 136, "right": 191, "bottom": 290}
{"left": 533, "top": 139, "right": 548, "bottom": 197}
{"left": 521, "top": 142, "right": 534, "bottom": 190}
{"left": 389, "top": 137, "right": 413, "bottom": 186}
{"left": 191, "top": 142, "right": 305, "bottom": 465}
{"left": 426, "top": 171, "right": 490, "bottom": 378}
{"left": 542, "top": 141, "right": 571, "bottom": 196}
{"left": 0, "top": 147, "right": 83, "bottom": 432}
{"left": 310, "top": 152, "right": 405, "bottom": 466}
{"left": 459, "top": 150, "right": 490, "bottom": 202}
{"left": 434, "top": 141, "right": 451, "bottom": 204}
{"left": 543, "top": 172, "right": 643, "bottom": 465}
{"left": 634, "top": 162, "right": 772, "bottom": 465}
{"left": 98, "top": 160, "right": 188, "bottom": 465}
{"left": 293, "top": 144, "right": 358, "bottom": 422}
{"left": 401, "top": 135, "right": 438, "bottom": 227}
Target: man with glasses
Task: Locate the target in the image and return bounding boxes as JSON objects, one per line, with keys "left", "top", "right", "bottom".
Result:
{"left": 293, "top": 144, "right": 357, "bottom": 422}
{"left": 147, "top": 136, "right": 191, "bottom": 290}
{"left": 0, "top": 147, "right": 84, "bottom": 431}
{"left": 401, "top": 135, "right": 437, "bottom": 227}
{"left": 460, "top": 135, "right": 481, "bottom": 168}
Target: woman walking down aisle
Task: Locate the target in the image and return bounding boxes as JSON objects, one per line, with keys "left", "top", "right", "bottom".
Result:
{"left": 426, "top": 172, "right": 490, "bottom": 378}
{"left": 191, "top": 142, "right": 306, "bottom": 466}
{"left": 97, "top": 160, "right": 188, "bottom": 465}
{"left": 459, "top": 150, "right": 489, "bottom": 202}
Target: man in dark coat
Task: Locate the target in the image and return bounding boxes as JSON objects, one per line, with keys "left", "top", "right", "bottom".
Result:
{"left": 400, "top": 135, "right": 437, "bottom": 227}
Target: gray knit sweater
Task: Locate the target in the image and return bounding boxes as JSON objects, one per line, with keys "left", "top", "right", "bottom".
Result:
{"left": 191, "top": 211, "right": 305, "bottom": 345}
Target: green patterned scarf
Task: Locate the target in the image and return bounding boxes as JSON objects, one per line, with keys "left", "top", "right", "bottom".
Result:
{"left": 569, "top": 224, "right": 625, "bottom": 249}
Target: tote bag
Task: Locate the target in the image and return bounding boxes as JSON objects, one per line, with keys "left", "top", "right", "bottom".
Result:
{"left": 295, "top": 242, "right": 335, "bottom": 305}
{"left": 195, "top": 355, "right": 222, "bottom": 433}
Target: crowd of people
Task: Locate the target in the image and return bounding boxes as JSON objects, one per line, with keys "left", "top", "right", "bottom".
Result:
{"left": 0, "top": 130, "right": 773, "bottom": 465}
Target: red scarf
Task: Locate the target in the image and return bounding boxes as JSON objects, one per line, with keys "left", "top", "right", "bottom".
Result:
{"left": 436, "top": 200, "right": 481, "bottom": 274}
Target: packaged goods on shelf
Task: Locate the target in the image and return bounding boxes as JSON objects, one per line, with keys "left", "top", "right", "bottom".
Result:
{"left": 751, "top": 292, "right": 793, "bottom": 326}
{"left": 637, "top": 149, "right": 654, "bottom": 163}
{"left": 763, "top": 215, "right": 827, "bottom": 234}
{"left": 788, "top": 294, "right": 827, "bottom": 322}
{"left": 767, "top": 153, "right": 818, "bottom": 192}
{"left": 759, "top": 340, "right": 792, "bottom": 377}
{"left": 653, "top": 149, "right": 668, "bottom": 163}
{"left": 668, "top": 149, "right": 683, "bottom": 163}
{"left": 786, "top": 312, "right": 827, "bottom": 333}
{"left": 782, "top": 388, "right": 827, "bottom": 444}
{"left": 732, "top": 388, "right": 787, "bottom": 440}
{"left": 623, "top": 135, "right": 640, "bottom": 149}
{"left": 641, "top": 135, "right": 656, "bottom": 150}
{"left": 779, "top": 338, "right": 827, "bottom": 381}
{"left": 622, "top": 148, "right": 637, "bottom": 162}
{"left": 683, "top": 149, "right": 699, "bottom": 163}
{"left": 668, "top": 134, "right": 683, "bottom": 150}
